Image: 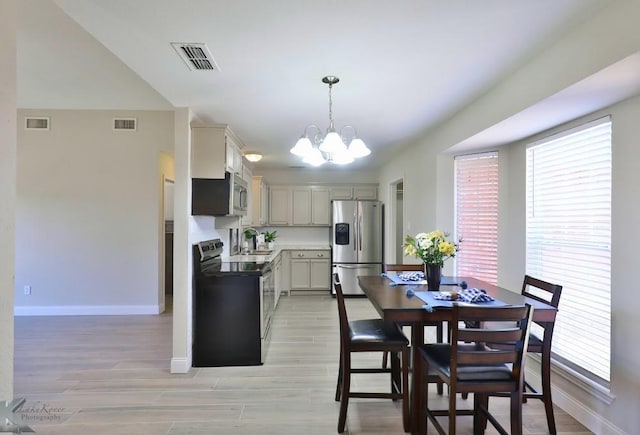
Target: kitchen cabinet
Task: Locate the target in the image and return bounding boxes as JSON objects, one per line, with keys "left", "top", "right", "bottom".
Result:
{"left": 280, "top": 250, "right": 291, "bottom": 296}
{"left": 269, "top": 186, "right": 291, "bottom": 225}
{"left": 330, "top": 185, "right": 378, "bottom": 200}
{"left": 252, "top": 176, "right": 269, "bottom": 226}
{"left": 354, "top": 186, "right": 377, "bottom": 200}
{"left": 191, "top": 125, "right": 243, "bottom": 179}
{"left": 292, "top": 187, "right": 330, "bottom": 226}
{"left": 330, "top": 187, "right": 354, "bottom": 200}
{"left": 273, "top": 251, "right": 282, "bottom": 308}
{"left": 267, "top": 184, "right": 377, "bottom": 226}
{"left": 290, "top": 250, "right": 331, "bottom": 291}
{"left": 242, "top": 165, "right": 253, "bottom": 226}
{"left": 225, "top": 133, "right": 243, "bottom": 175}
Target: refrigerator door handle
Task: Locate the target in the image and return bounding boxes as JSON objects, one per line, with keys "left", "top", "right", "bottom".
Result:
{"left": 358, "top": 211, "right": 363, "bottom": 252}
{"left": 353, "top": 213, "right": 357, "bottom": 252}
{"left": 336, "top": 264, "right": 366, "bottom": 269}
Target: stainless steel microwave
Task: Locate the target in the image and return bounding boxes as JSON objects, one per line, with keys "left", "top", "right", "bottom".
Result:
{"left": 192, "top": 172, "right": 248, "bottom": 216}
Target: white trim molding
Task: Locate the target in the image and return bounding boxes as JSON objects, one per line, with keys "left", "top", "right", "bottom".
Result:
{"left": 526, "top": 358, "right": 623, "bottom": 434}
{"left": 14, "top": 305, "right": 161, "bottom": 316}
{"left": 170, "top": 357, "right": 190, "bottom": 374}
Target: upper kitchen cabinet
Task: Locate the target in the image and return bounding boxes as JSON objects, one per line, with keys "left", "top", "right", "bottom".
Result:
{"left": 191, "top": 125, "right": 244, "bottom": 179}
{"left": 241, "top": 165, "right": 253, "bottom": 226}
{"left": 330, "top": 185, "right": 378, "bottom": 200}
{"left": 252, "top": 176, "right": 269, "bottom": 226}
{"left": 292, "top": 187, "right": 330, "bottom": 226}
{"left": 269, "top": 186, "right": 291, "bottom": 225}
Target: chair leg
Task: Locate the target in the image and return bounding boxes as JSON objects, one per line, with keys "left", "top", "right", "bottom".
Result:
{"left": 390, "top": 351, "right": 401, "bottom": 399}
{"left": 401, "top": 347, "right": 410, "bottom": 433}
{"left": 510, "top": 390, "right": 524, "bottom": 435}
{"left": 335, "top": 347, "right": 343, "bottom": 402}
{"left": 382, "top": 350, "right": 388, "bottom": 368}
{"left": 436, "top": 323, "right": 444, "bottom": 395}
{"left": 417, "top": 355, "right": 428, "bottom": 434}
{"left": 448, "top": 382, "right": 457, "bottom": 435}
{"left": 337, "top": 352, "right": 351, "bottom": 433}
{"left": 541, "top": 348, "right": 557, "bottom": 435}
{"left": 473, "top": 393, "right": 488, "bottom": 434}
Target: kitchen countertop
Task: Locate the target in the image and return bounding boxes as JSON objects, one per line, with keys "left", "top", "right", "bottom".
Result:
{"left": 226, "top": 245, "right": 330, "bottom": 263}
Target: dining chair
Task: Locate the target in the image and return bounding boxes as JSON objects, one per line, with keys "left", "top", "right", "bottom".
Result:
{"left": 508, "top": 275, "right": 563, "bottom": 434}
{"left": 417, "top": 303, "right": 534, "bottom": 435}
{"left": 333, "top": 273, "right": 410, "bottom": 433}
{"left": 462, "top": 275, "right": 563, "bottom": 433}
{"left": 382, "top": 264, "right": 445, "bottom": 395}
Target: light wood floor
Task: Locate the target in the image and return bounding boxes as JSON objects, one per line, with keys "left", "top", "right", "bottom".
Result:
{"left": 14, "top": 294, "right": 592, "bottom": 434}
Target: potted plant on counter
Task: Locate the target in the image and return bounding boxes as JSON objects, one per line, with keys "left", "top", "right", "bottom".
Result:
{"left": 263, "top": 230, "right": 278, "bottom": 250}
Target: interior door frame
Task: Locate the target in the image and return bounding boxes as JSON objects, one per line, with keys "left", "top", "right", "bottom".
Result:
{"left": 387, "top": 177, "right": 404, "bottom": 264}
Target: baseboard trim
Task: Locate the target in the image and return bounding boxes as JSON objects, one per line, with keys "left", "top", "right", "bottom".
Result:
{"left": 525, "top": 364, "right": 625, "bottom": 434}
{"left": 14, "top": 305, "right": 161, "bottom": 316}
{"left": 170, "top": 357, "right": 190, "bottom": 374}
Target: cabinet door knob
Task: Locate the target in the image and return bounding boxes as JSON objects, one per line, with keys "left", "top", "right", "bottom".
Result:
{"left": 317, "top": 253, "right": 323, "bottom": 257}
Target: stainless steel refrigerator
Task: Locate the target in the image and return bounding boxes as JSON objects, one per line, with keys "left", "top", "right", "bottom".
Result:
{"left": 332, "top": 200, "right": 383, "bottom": 295}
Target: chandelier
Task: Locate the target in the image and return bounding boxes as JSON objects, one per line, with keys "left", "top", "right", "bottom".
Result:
{"left": 290, "top": 76, "right": 370, "bottom": 166}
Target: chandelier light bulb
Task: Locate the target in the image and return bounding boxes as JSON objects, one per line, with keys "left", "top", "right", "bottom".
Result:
{"left": 319, "top": 130, "right": 347, "bottom": 154}
{"left": 302, "top": 147, "right": 326, "bottom": 167}
{"left": 290, "top": 136, "right": 313, "bottom": 156}
{"left": 348, "top": 138, "right": 370, "bottom": 158}
{"left": 331, "top": 149, "right": 355, "bottom": 165}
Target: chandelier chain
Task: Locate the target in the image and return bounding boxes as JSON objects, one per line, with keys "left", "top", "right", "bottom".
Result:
{"left": 327, "top": 82, "right": 334, "bottom": 129}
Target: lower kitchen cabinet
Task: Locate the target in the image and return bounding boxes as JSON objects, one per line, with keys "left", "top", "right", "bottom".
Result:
{"left": 290, "top": 250, "right": 330, "bottom": 291}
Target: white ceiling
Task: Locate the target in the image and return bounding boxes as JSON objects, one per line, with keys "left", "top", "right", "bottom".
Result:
{"left": 17, "top": 0, "right": 636, "bottom": 170}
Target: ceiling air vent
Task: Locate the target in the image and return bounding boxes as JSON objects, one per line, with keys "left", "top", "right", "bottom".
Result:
{"left": 25, "top": 117, "right": 50, "bottom": 130}
{"left": 113, "top": 118, "right": 137, "bottom": 131}
{"left": 171, "top": 42, "right": 219, "bottom": 71}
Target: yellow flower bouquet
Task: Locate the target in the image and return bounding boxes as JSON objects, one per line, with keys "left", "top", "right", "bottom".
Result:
{"left": 403, "top": 230, "right": 459, "bottom": 267}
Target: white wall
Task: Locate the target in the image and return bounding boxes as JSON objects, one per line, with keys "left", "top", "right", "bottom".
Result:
{"left": 15, "top": 109, "right": 174, "bottom": 315}
{"left": 490, "top": 95, "right": 640, "bottom": 434}
{"left": 0, "top": 0, "right": 17, "bottom": 401}
{"left": 377, "top": 2, "right": 640, "bottom": 432}
{"left": 255, "top": 167, "right": 379, "bottom": 185}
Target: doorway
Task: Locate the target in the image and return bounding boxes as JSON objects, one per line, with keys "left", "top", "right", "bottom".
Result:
{"left": 163, "top": 179, "right": 174, "bottom": 313}
{"left": 388, "top": 178, "right": 404, "bottom": 264}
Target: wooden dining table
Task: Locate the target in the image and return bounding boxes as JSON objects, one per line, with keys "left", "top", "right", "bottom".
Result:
{"left": 357, "top": 275, "right": 558, "bottom": 434}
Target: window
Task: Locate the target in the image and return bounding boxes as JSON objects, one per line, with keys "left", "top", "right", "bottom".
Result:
{"left": 526, "top": 117, "right": 611, "bottom": 384}
{"left": 455, "top": 152, "right": 499, "bottom": 285}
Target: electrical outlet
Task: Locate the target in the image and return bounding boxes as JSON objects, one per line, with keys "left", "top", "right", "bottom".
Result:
{"left": 24, "top": 285, "right": 31, "bottom": 295}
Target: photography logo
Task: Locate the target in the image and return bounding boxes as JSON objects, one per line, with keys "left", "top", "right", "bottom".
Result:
{"left": 0, "top": 398, "right": 34, "bottom": 433}
{"left": 2, "top": 398, "right": 70, "bottom": 433}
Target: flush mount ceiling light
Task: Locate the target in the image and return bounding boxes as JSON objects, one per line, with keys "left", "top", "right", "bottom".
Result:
{"left": 244, "top": 152, "right": 263, "bottom": 162}
{"left": 290, "top": 76, "right": 371, "bottom": 167}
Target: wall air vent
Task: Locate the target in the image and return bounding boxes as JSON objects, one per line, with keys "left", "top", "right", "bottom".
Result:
{"left": 171, "top": 42, "right": 219, "bottom": 71}
{"left": 25, "top": 117, "right": 50, "bottom": 130}
{"left": 113, "top": 118, "right": 137, "bottom": 131}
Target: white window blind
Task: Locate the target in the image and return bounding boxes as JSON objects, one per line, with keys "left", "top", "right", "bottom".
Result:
{"left": 526, "top": 117, "right": 611, "bottom": 383}
{"left": 455, "top": 152, "right": 499, "bottom": 285}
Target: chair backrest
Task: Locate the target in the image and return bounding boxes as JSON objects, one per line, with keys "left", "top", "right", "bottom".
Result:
{"left": 333, "top": 273, "right": 350, "bottom": 347}
{"left": 383, "top": 264, "right": 423, "bottom": 272}
{"left": 521, "top": 275, "right": 562, "bottom": 309}
{"left": 450, "top": 304, "right": 534, "bottom": 384}
{"left": 521, "top": 275, "right": 562, "bottom": 341}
